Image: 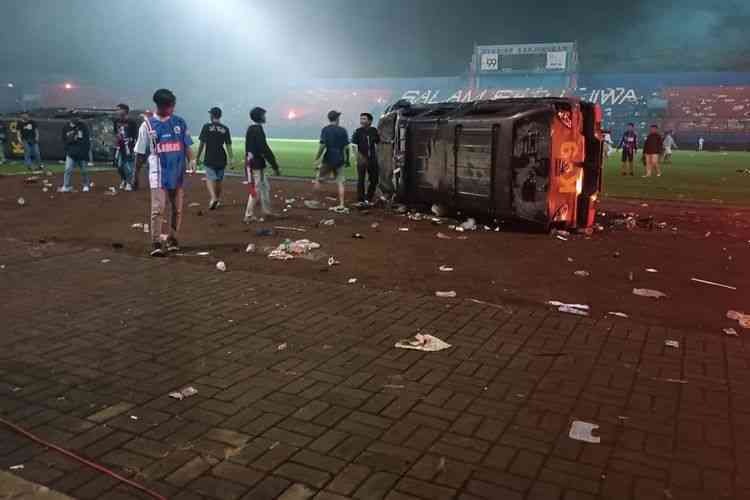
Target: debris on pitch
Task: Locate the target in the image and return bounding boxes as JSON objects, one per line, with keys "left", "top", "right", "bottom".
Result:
{"left": 395, "top": 333, "right": 452, "bottom": 352}
{"left": 569, "top": 420, "right": 601, "bottom": 443}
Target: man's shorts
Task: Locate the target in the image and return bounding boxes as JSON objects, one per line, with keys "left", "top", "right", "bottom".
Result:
{"left": 317, "top": 163, "right": 345, "bottom": 184}
{"left": 621, "top": 149, "right": 635, "bottom": 162}
{"left": 205, "top": 165, "right": 225, "bottom": 181}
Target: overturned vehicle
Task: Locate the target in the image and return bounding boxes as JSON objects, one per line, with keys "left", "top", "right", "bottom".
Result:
{"left": 0, "top": 107, "right": 143, "bottom": 162}
{"left": 378, "top": 97, "right": 604, "bottom": 230}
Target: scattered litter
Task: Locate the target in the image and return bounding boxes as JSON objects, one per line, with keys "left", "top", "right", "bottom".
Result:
{"left": 395, "top": 333, "right": 452, "bottom": 352}
{"left": 407, "top": 212, "right": 424, "bottom": 221}
{"left": 352, "top": 233, "right": 364, "bottom": 239}
{"left": 727, "top": 310, "right": 750, "bottom": 329}
{"left": 628, "top": 271, "right": 635, "bottom": 282}
{"left": 398, "top": 227, "right": 410, "bottom": 232}
{"left": 567, "top": 257, "right": 574, "bottom": 263}
{"left": 552, "top": 229, "right": 570, "bottom": 238}
{"left": 328, "top": 256, "right": 340, "bottom": 267}
{"left": 9, "top": 465, "right": 24, "bottom": 471}
{"left": 435, "top": 291, "right": 457, "bottom": 298}
{"left": 325, "top": 196, "right": 338, "bottom": 202}
{"left": 100, "top": 259, "right": 111, "bottom": 264}
{"left": 284, "top": 198, "right": 296, "bottom": 204}
{"left": 691, "top": 277, "right": 737, "bottom": 291}
{"left": 130, "top": 415, "right": 139, "bottom": 421}
{"left": 188, "top": 202, "right": 200, "bottom": 208}
{"left": 347, "top": 278, "right": 358, "bottom": 284}
{"left": 17, "top": 197, "right": 25, "bottom": 206}
{"left": 607, "top": 312, "right": 629, "bottom": 318}
{"left": 329, "top": 206, "right": 350, "bottom": 214}
{"left": 569, "top": 420, "right": 601, "bottom": 443}
{"left": 383, "top": 384, "right": 405, "bottom": 389}
{"left": 268, "top": 441, "right": 280, "bottom": 450}
{"left": 436, "top": 232, "right": 452, "bottom": 240}
{"left": 439, "top": 265, "right": 454, "bottom": 272}
{"left": 633, "top": 288, "right": 667, "bottom": 299}
{"left": 723, "top": 328, "right": 738, "bottom": 337}
{"left": 664, "top": 340, "right": 680, "bottom": 349}
{"left": 556, "top": 235, "right": 568, "bottom": 241}
{"left": 547, "top": 300, "right": 590, "bottom": 316}
{"left": 321, "top": 219, "right": 335, "bottom": 226}
{"left": 274, "top": 226, "right": 306, "bottom": 233}
{"left": 196, "top": 251, "right": 210, "bottom": 256}
{"left": 277, "top": 342, "right": 288, "bottom": 351}
{"left": 256, "top": 228, "right": 274, "bottom": 237}
{"left": 645, "top": 268, "right": 659, "bottom": 273}
{"left": 456, "top": 235, "right": 468, "bottom": 240}
{"left": 651, "top": 377, "right": 688, "bottom": 384}
{"left": 169, "top": 386, "right": 198, "bottom": 400}
{"left": 268, "top": 249, "right": 294, "bottom": 260}
{"left": 267, "top": 239, "right": 321, "bottom": 261}
{"left": 574, "top": 270, "right": 590, "bottom": 277}
{"left": 460, "top": 218, "right": 477, "bottom": 231}
{"left": 431, "top": 204, "right": 447, "bottom": 217}
{"left": 245, "top": 244, "right": 256, "bottom": 253}
{"left": 437, "top": 457, "right": 446, "bottom": 473}
{"left": 24, "top": 176, "right": 40, "bottom": 183}
{"left": 216, "top": 261, "right": 227, "bottom": 272}
{"left": 108, "top": 187, "right": 117, "bottom": 193}
{"left": 371, "top": 222, "right": 379, "bottom": 229}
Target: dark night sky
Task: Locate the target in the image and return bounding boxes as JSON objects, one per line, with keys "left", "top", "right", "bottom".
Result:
{"left": 1, "top": 0, "right": 749, "bottom": 89}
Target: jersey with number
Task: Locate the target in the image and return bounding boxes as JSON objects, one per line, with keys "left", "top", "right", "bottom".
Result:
{"left": 135, "top": 115, "right": 193, "bottom": 189}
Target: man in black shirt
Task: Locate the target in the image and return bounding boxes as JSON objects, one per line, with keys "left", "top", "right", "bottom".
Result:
{"left": 313, "top": 110, "right": 350, "bottom": 210}
{"left": 114, "top": 104, "right": 139, "bottom": 191}
{"left": 196, "top": 107, "right": 233, "bottom": 210}
{"left": 58, "top": 118, "right": 91, "bottom": 192}
{"left": 351, "top": 112, "right": 380, "bottom": 206}
{"left": 244, "top": 107, "right": 281, "bottom": 222}
{"left": 16, "top": 113, "right": 43, "bottom": 172}
{"left": 0, "top": 121, "right": 7, "bottom": 164}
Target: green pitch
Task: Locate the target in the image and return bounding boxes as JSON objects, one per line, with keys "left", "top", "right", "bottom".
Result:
{"left": 2, "top": 139, "right": 748, "bottom": 204}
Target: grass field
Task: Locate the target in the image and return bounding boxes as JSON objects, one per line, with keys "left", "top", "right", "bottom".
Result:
{"left": 2, "top": 139, "right": 749, "bottom": 204}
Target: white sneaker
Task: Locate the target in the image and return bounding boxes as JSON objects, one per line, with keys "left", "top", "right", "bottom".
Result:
{"left": 124, "top": 183, "right": 133, "bottom": 192}
{"left": 57, "top": 186, "right": 73, "bottom": 193}
{"left": 82, "top": 185, "right": 91, "bottom": 193}
{"left": 119, "top": 181, "right": 126, "bottom": 189}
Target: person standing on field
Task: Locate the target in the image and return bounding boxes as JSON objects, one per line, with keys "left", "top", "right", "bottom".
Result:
{"left": 58, "top": 117, "right": 92, "bottom": 192}
{"left": 351, "top": 112, "right": 380, "bottom": 206}
{"left": 662, "top": 130, "right": 677, "bottom": 164}
{"left": 17, "top": 112, "right": 44, "bottom": 172}
{"left": 0, "top": 121, "right": 7, "bottom": 164}
{"left": 698, "top": 136, "right": 705, "bottom": 152}
{"left": 618, "top": 122, "right": 638, "bottom": 176}
{"left": 313, "top": 110, "right": 349, "bottom": 210}
{"left": 643, "top": 124, "right": 663, "bottom": 178}
{"left": 244, "top": 106, "right": 280, "bottom": 223}
{"left": 113, "top": 103, "right": 139, "bottom": 191}
{"left": 196, "top": 107, "right": 232, "bottom": 210}
{"left": 134, "top": 89, "right": 196, "bottom": 257}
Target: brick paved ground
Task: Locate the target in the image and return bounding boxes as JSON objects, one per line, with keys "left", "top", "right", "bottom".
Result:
{"left": 0, "top": 237, "right": 747, "bottom": 500}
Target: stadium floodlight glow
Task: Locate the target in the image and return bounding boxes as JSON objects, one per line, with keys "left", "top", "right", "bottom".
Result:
{"left": 287, "top": 110, "right": 297, "bottom": 120}
{"left": 7, "top": 83, "right": 13, "bottom": 88}
{"left": 64, "top": 82, "right": 73, "bottom": 90}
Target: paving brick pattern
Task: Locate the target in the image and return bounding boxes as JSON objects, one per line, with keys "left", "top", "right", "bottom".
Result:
{"left": 0, "top": 240, "right": 746, "bottom": 499}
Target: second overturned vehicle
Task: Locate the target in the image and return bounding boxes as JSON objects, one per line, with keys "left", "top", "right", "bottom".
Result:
{"left": 378, "top": 97, "right": 605, "bottom": 230}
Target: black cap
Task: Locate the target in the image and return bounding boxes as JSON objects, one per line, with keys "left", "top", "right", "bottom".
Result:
{"left": 153, "top": 88, "right": 176, "bottom": 109}
{"left": 327, "top": 110, "right": 341, "bottom": 122}
{"left": 209, "top": 107, "right": 222, "bottom": 119}
{"left": 250, "top": 107, "right": 267, "bottom": 124}
{"left": 116, "top": 103, "right": 130, "bottom": 113}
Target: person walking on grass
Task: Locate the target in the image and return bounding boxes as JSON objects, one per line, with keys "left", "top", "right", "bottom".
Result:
{"left": 58, "top": 117, "right": 92, "bottom": 192}
{"left": 662, "top": 130, "right": 677, "bottom": 164}
{"left": 244, "top": 107, "right": 280, "bottom": 223}
{"left": 351, "top": 112, "right": 380, "bottom": 207}
{"left": 114, "top": 103, "right": 139, "bottom": 191}
{"left": 196, "top": 107, "right": 232, "bottom": 210}
{"left": 618, "top": 122, "right": 638, "bottom": 176}
{"left": 313, "top": 110, "right": 349, "bottom": 211}
{"left": 17, "top": 112, "right": 44, "bottom": 172}
{"left": 643, "top": 124, "right": 664, "bottom": 178}
{"left": 698, "top": 136, "right": 705, "bottom": 152}
{"left": 134, "top": 89, "right": 196, "bottom": 257}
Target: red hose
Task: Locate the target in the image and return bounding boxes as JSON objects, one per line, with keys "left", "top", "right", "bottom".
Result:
{"left": 0, "top": 416, "right": 167, "bottom": 500}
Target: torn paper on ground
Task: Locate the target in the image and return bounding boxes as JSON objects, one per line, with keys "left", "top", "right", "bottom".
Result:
{"left": 169, "top": 386, "right": 198, "bottom": 400}
{"left": 395, "top": 333, "right": 452, "bottom": 352}
{"left": 569, "top": 420, "right": 601, "bottom": 443}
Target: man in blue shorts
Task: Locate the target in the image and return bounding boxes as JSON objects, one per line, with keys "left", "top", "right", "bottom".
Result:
{"left": 196, "top": 107, "right": 233, "bottom": 210}
{"left": 134, "top": 89, "right": 196, "bottom": 257}
{"left": 313, "top": 110, "right": 350, "bottom": 210}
